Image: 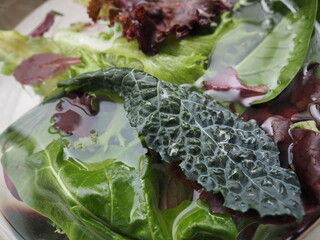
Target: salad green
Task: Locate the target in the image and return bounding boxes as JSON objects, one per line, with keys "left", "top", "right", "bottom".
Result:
{"left": 202, "top": 0, "right": 317, "bottom": 103}
{"left": 1, "top": 0, "right": 320, "bottom": 239}
{"left": 0, "top": 92, "right": 237, "bottom": 240}
{"left": 0, "top": 20, "right": 215, "bottom": 95}
{"left": 56, "top": 67, "right": 304, "bottom": 220}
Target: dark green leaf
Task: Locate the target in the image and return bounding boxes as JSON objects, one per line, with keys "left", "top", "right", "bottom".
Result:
{"left": 58, "top": 67, "right": 305, "bottom": 220}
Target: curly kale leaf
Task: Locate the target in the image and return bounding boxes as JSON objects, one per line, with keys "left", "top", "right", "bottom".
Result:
{"left": 58, "top": 67, "right": 304, "bottom": 220}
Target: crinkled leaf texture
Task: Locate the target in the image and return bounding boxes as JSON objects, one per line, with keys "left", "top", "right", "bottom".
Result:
{"left": 59, "top": 67, "right": 305, "bottom": 220}
{"left": 0, "top": 95, "right": 237, "bottom": 240}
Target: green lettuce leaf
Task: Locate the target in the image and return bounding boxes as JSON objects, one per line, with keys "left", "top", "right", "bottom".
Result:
{"left": 54, "top": 21, "right": 210, "bottom": 85}
{"left": 291, "top": 120, "right": 319, "bottom": 131}
{"left": 201, "top": 0, "right": 317, "bottom": 103}
{"left": 0, "top": 93, "right": 237, "bottom": 240}
{"left": 57, "top": 67, "right": 305, "bottom": 220}
{"left": 304, "top": 7, "right": 320, "bottom": 68}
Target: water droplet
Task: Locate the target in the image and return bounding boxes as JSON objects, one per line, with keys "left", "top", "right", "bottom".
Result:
{"left": 168, "top": 143, "right": 180, "bottom": 157}
{"left": 242, "top": 159, "right": 254, "bottom": 170}
{"left": 286, "top": 25, "right": 293, "bottom": 31}
{"left": 244, "top": 184, "right": 259, "bottom": 199}
{"left": 309, "top": 103, "right": 320, "bottom": 125}
{"left": 287, "top": 143, "right": 294, "bottom": 168}
{"left": 261, "top": 177, "right": 274, "bottom": 187}
{"left": 228, "top": 182, "right": 242, "bottom": 194}
{"left": 74, "top": 143, "right": 84, "bottom": 150}
{"left": 277, "top": 183, "right": 288, "bottom": 197}
{"left": 261, "top": 18, "right": 274, "bottom": 30}
{"left": 90, "top": 130, "right": 98, "bottom": 143}
{"left": 261, "top": 197, "right": 277, "bottom": 207}
{"left": 228, "top": 167, "right": 243, "bottom": 181}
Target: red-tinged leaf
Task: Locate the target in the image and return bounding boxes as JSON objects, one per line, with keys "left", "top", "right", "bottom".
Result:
{"left": 53, "top": 93, "right": 98, "bottom": 137}
{"left": 241, "top": 84, "right": 297, "bottom": 125}
{"left": 241, "top": 65, "right": 320, "bottom": 125}
{"left": 242, "top": 64, "right": 320, "bottom": 169}
{"left": 291, "top": 63, "right": 320, "bottom": 111}
{"left": 161, "top": 176, "right": 194, "bottom": 209}
{"left": 290, "top": 129, "right": 320, "bottom": 202}
{"left": 3, "top": 169, "right": 21, "bottom": 201}
{"left": 13, "top": 53, "right": 81, "bottom": 85}
{"left": 280, "top": 197, "right": 320, "bottom": 239}
{"left": 204, "top": 192, "right": 297, "bottom": 225}
{"left": 53, "top": 110, "right": 82, "bottom": 134}
{"left": 88, "top": 0, "right": 235, "bottom": 55}
{"left": 166, "top": 162, "right": 202, "bottom": 191}
{"left": 204, "top": 67, "right": 268, "bottom": 106}
{"left": 204, "top": 191, "right": 320, "bottom": 233}
{"left": 87, "top": 0, "right": 107, "bottom": 22}
{"left": 260, "top": 116, "right": 293, "bottom": 168}
{"left": 261, "top": 116, "right": 292, "bottom": 144}
{"left": 29, "top": 11, "right": 58, "bottom": 37}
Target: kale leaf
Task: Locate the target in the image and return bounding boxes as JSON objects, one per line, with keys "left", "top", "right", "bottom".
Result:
{"left": 58, "top": 67, "right": 305, "bottom": 220}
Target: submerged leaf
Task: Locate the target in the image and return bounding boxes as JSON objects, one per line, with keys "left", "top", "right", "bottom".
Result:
{"left": 204, "top": 67, "right": 269, "bottom": 106}
{"left": 1, "top": 92, "right": 237, "bottom": 240}
{"left": 58, "top": 67, "right": 304, "bottom": 220}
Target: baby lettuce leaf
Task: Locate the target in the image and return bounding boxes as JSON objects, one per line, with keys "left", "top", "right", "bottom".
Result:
{"left": 0, "top": 94, "right": 237, "bottom": 240}
{"left": 0, "top": 30, "right": 82, "bottom": 96}
{"left": 201, "top": 0, "right": 317, "bottom": 103}
{"left": 0, "top": 31, "right": 72, "bottom": 75}
{"left": 165, "top": 200, "right": 237, "bottom": 240}
{"left": 54, "top": 21, "right": 211, "bottom": 85}
{"left": 58, "top": 67, "right": 304, "bottom": 220}
{"left": 0, "top": 19, "right": 217, "bottom": 97}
